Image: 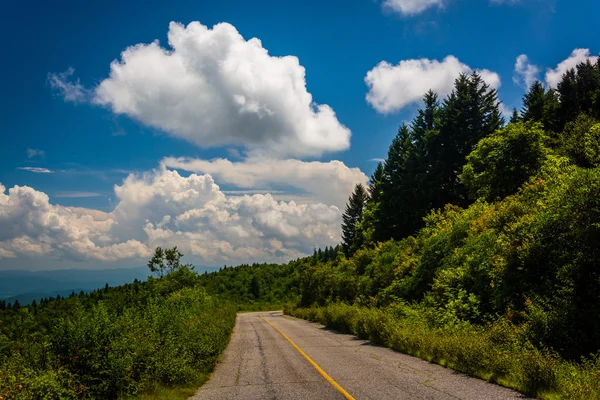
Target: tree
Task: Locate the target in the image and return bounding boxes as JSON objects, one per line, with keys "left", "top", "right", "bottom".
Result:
{"left": 378, "top": 124, "right": 418, "bottom": 241}
{"left": 461, "top": 122, "right": 549, "bottom": 201}
{"left": 249, "top": 276, "right": 261, "bottom": 299}
{"left": 341, "top": 183, "right": 368, "bottom": 256}
{"left": 521, "top": 81, "right": 559, "bottom": 132}
{"left": 510, "top": 108, "right": 520, "bottom": 124}
{"left": 165, "top": 246, "right": 187, "bottom": 274}
{"left": 560, "top": 114, "right": 600, "bottom": 167}
{"left": 558, "top": 69, "right": 579, "bottom": 129}
{"left": 430, "top": 72, "right": 504, "bottom": 209}
{"left": 522, "top": 81, "right": 547, "bottom": 123}
{"left": 148, "top": 247, "right": 166, "bottom": 277}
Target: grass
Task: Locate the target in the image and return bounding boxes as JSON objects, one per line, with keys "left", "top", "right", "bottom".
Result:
{"left": 286, "top": 303, "right": 600, "bottom": 400}
{"left": 135, "top": 373, "right": 209, "bottom": 400}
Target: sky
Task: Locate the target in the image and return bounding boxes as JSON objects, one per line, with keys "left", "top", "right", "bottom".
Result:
{"left": 1, "top": 0, "right": 598, "bottom": 270}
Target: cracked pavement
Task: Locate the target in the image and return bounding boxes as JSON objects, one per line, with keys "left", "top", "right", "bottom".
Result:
{"left": 191, "top": 311, "right": 530, "bottom": 400}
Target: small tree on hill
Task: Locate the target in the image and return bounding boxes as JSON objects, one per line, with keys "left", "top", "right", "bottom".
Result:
{"left": 147, "top": 246, "right": 190, "bottom": 278}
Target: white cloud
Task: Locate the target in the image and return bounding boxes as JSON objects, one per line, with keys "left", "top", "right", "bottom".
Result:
{"left": 545, "top": 48, "right": 598, "bottom": 89}
{"left": 90, "top": 21, "right": 350, "bottom": 158}
{"left": 382, "top": 0, "right": 445, "bottom": 16}
{"left": 370, "top": 158, "right": 386, "bottom": 162}
{"left": 18, "top": 167, "right": 54, "bottom": 174}
{"left": 513, "top": 54, "right": 540, "bottom": 89}
{"left": 0, "top": 165, "right": 356, "bottom": 266}
{"left": 365, "top": 55, "right": 501, "bottom": 114}
{"left": 161, "top": 157, "right": 368, "bottom": 210}
{"left": 47, "top": 67, "right": 88, "bottom": 103}
{"left": 0, "top": 183, "right": 148, "bottom": 262}
{"left": 26, "top": 149, "right": 44, "bottom": 159}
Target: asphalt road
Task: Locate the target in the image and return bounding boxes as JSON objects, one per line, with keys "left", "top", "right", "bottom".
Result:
{"left": 191, "top": 311, "right": 529, "bottom": 400}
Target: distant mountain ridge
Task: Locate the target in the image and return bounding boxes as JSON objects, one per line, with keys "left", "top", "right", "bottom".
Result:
{"left": 0, "top": 267, "right": 150, "bottom": 305}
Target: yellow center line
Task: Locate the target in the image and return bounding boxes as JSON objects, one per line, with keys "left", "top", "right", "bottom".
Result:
{"left": 260, "top": 313, "right": 355, "bottom": 400}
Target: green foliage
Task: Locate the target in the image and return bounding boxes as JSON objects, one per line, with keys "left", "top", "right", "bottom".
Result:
{"left": 559, "top": 114, "right": 600, "bottom": 167}
{"left": 461, "top": 121, "right": 549, "bottom": 201}
{"left": 0, "top": 268, "right": 236, "bottom": 399}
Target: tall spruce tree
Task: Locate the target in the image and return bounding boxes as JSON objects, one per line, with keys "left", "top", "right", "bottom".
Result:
{"left": 558, "top": 68, "right": 579, "bottom": 129}
{"left": 341, "top": 183, "right": 368, "bottom": 256}
{"left": 431, "top": 72, "right": 504, "bottom": 209}
{"left": 378, "top": 124, "right": 419, "bottom": 240}
{"left": 510, "top": 108, "right": 520, "bottom": 124}
{"left": 521, "top": 81, "right": 547, "bottom": 123}
{"left": 521, "top": 80, "right": 560, "bottom": 132}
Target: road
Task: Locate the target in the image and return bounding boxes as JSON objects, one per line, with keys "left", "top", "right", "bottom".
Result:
{"left": 192, "top": 311, "right": 529, "bottom": 400}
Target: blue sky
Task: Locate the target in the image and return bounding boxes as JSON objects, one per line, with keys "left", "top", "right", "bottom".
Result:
{"left": 1, "top": 0, "right": 598, "bottom": 270}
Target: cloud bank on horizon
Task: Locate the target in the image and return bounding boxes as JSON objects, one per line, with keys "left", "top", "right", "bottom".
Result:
{"left": 0, "top": 167, "right": 352, "bottom": 267}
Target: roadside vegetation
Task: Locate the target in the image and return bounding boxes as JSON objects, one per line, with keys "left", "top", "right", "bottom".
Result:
{"left": 283, "top": 61, "right": 600, "bottom": 398}
{"left": 0, "top": 251, "right": 236, "bottom": 400}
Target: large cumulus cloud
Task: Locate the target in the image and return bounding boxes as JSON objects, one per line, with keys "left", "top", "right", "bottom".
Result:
{"left": 88, "top": 21, "right": 351, "bottom": 158}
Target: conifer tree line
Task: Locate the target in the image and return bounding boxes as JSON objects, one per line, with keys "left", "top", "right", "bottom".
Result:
{"left": 342, "top": 59, "right": 600, "bottom": 255}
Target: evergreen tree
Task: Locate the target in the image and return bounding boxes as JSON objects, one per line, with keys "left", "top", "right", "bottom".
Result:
{"left": 341, "top": 183, "right": 368, "bottom": 256}
{"left": 368, "top": 162, "right": 384, "bottom": 205}
{"left": 249, "top": 276, "right": 261, "bottom": 299}
{"left": 521, "top": 81, "right": 547, "bottom": 123}
{"left": 558, "top": 69, "right": 579, "bottom": 129}
{"left": 431, "top": 72, "right": 504, "bottom": 209}
{"left": 378, "top": 124, "right": 420, "bottom": 240}
{"left": 521, "top": 81, "right": 560, "bottom": 132}
{"left": 575, "top": 60, "right": 599, "bottom": 115}
{"left": 510, "top": 108, "right": 520, "bottom": 124}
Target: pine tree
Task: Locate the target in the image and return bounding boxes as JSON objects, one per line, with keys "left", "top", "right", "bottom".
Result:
{"left": 341, "top": 183, "right": 368, "bottom": 256}
{"left": 431, "top": 72, "right": 503, "bottom": 209}
{"left": 510, "top": 108, "right": 520, "bottom": 124}
{"left": 378, "top": 124, "right": 419, "bottom": 240}
{"left": 558, "top": 69, "right": 579, "bottom": 129}
{"left": 576, "top": 60, "right": 599, "bottom": 115}
{"left": 522, "top": 81, "right": 547, "bottom": 123}
{"left": 368, "top": 162, "right": 384, "bottom": 205}
{"left": 521, "top": 80, "right": 559, "bottom": 132}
